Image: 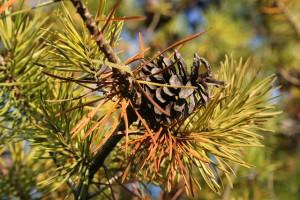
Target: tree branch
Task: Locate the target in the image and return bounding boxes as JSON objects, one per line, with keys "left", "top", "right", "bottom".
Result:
{"left": 69, "top": 1, "right": 137, "bottom": 198}
{"left": 69, "top": 0, "right": 133, "bottom": 97}
{"left": 70, "top": 0, "right": 121, "bottom": 64}
{"left": 88, "top": 106, "right": 137, "bottom": 181}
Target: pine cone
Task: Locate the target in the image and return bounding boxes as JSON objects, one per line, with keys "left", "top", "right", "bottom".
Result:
{"left": 136, "top": 51, "right": 224, "bottom": 130}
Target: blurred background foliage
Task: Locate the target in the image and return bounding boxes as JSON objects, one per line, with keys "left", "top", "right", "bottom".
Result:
{"left": 0, "top": 0, "right": 300, "bottom": 199}
{"left": 91, "top": 0, "right": 300, "bottom": 199}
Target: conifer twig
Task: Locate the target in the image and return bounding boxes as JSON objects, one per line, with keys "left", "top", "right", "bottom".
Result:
{"left": 69, "top": 1, "right": 136, "bottom": 197}
{"left": 70, "top": 0, "right": 121, "bottom": 64}
{"left": 88, "top": 106, "right": 137, "bottom": 180}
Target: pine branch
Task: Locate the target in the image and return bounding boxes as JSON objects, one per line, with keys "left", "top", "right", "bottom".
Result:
{"left": 88, "top": 106, "right": 137, "bottom": 181}
{"left": 70, "top": 0, "right": 121, "bottom": 65}
{"left": 69, "top": 1, "right": 136, "bottom": 197}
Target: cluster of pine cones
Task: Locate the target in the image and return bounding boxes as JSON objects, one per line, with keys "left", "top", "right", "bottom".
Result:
{"left": 135, "top": 51, "right": 225, "bottom": 131}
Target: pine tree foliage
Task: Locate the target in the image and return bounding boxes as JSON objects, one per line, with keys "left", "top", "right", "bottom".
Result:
{"left": 0, "top": 0, "right": 280, "bottom": 199}
{"left": 122, "top": 56, "right": 278, "bottom": 195}
{"left": 0, "top": 1, "right": 48, "bottom": 142}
